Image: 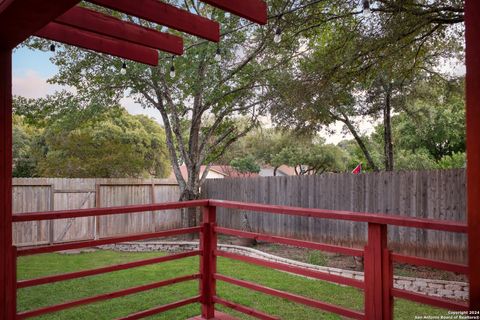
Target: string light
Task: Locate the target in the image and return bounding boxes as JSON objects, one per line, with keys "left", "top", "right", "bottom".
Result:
{"left": 169, "top": 56, "right": 176, "bottom": 78}
{"left": 120, "top": 61, "right": 127, "bottom": 75}
{"left": 49, "top": 43, "right": 55, "bottom": 52}
{"left": 121, "top": 0, "right": 364, "bottom": 74}
{"left": 274, "top": 27, "right": 282, "bottom": 43}
{"left": 214, "top": 47, "right": 221, "bottom": 62}
{"left": 183, "top": 0, "right": 340, "bottom": 53}
{"left": 363, "top": 0, "right": 371, "bottom": 16}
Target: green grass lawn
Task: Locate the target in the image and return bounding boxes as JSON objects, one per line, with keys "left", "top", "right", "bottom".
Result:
{"left": 17, "top": 250, "right": 449, "bottom": 319}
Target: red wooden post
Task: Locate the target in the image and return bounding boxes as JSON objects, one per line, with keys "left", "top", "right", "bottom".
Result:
{"left": 465, "top": 0, "right": 480, "bottom": 310}
{"left": 9, "top": 247, "right": 17, "bottom": 319}
{"left": 200, "top": 206, "right": 217, "bottom": 319}
{"left": 0, "top": 48, "right": 14, "bottom": 320}
{"left": 364, "top": 223, "right": 393, "bottom": 320}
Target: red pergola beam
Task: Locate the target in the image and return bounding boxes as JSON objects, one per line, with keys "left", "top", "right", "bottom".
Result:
{"left": 55, "top": 7, "right": 183, "bottom": 55}
{"left": 35, "top": 22, "right": 159, "bottom": 66}
{"left": 0, "top": 0, "right": 79, "bottom": 49}
{"left": 88, "top": 0, "right": 220, "bottom": 42}
{"left": 201, "top": 0, "right": 268, "bottom": 25}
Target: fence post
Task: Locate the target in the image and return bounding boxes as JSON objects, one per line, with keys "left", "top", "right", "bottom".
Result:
{"left": 364, "top": 223, "right": 393, "bottom": 320}
{"left": 200, "top": 206, "right": 217, "bottom": 319}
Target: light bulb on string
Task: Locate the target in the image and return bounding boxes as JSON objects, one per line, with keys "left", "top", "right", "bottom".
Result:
{"left": 120, "top": 61, "right": 127, "bottom": 75}
{"left": 49, "top": 43, "right": 55, "bottom": 52}
{"left": 214, "top": 47, "right": 221, "bottom": 62}
{"left": 362, "top": 0, "right": 371, "bottom": 17}
{"left": 274, "top": 28, "right": 282, "bottom": 43}
{"left": 169, "top": 56, "right": 176, "bottom": 78}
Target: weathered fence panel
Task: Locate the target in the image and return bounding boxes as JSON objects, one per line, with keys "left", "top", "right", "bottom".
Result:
{"left": 12, "top": 178, "right": 181, "bottom": 246}
{"left": 202, "top": 169, "right": 467, "bottom": 263}
{"left": 13, "top": 184, "right": 53, "bottom": 246}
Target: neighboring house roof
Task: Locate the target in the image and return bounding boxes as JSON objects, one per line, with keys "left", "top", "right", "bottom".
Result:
{"left": 277, "top": 165, "right": 296, "bottom": 176}
{"left": 259, "top": 165, "right": 296, "bottom": 177}
{"left": 168, "top": 165, "right": 259, "bottom": 181}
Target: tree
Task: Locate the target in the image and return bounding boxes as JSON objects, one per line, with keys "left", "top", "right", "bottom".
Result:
{"left": 392, "top": 78, "right": 465, "bottom": 161}
{"left": 271, "top": 142, "right": 348, "bottom": 175}
{"left": 12, "top": 115, "right": 41, "bottom": 177}
{"left": 267, "top": 0, "right": 464, "bottom": 172}
{"left": 37, "top": 108, "right": 170, "bottom": 178}
{"left": 225, "top": 128, "right": 313, "bottom": 175}
{"left": 225, "top": 128, "right": 349, "bottom": 175}
{"left": 28, "top": 1, "right": 305, "bottom": 228}
{"left": 340, "top": 77, "right": 466, "bottom": 171}
{"left": 394, "top": 148, "right": 438, "bottom": 170}
{"left": 230, "top": 156, "right": 260, "bottom": 175}
{"left": 14, "top": 95, "right": 171, "bottom": 178}
{"left": 437, "top": 152, "right": 466, "bottom": 169}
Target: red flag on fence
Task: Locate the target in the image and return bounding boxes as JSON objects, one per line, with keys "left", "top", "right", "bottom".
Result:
{"left": 352, "top": 163, "right": 362, "bottom": 174}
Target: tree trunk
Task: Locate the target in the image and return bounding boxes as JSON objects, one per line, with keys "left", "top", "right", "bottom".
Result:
{"left": 179, "top": 182, "right": 200, "bottom": 240}
{"left": 336, "top": 113, "right": 379, "bottom": 172}
{"left": 383, "top": 87, "right": 394, "bottom": 171}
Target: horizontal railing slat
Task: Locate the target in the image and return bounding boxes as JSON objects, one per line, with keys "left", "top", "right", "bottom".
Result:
{"left": 17, "top": 227, "right": 201, "bottom": 256}
{"left": 116, "top": 296, "right": 201, "bottom": 320}
{"left": 13, "top": 199, "right": 467, "bottom": 233}
{"left": 216, "top": 250, "right": 364, "bottom": 289}
{"left": 13, "top": 199, "right": 209, "bottom": 222}
{"left": 215, "top": 226, "right": 363, "bottom": 257}
{"left": 213, "top": 296, "right": 280, "bottom": 320}
{"left": 210, "top": 200, "right": 467, "bottom": 233}
{"left": 391, "top": 253, "right": 469, "bottom": 275}
{"left": 16, "top": 274, "right": 201, "bottom": 319}
{"left": 215, "top": 274, "right": 365, "bottom": 320}
{"left": 17, "top": 251, "right": 201, "bottom": 288}
{"left": 392, "top": 288, "right": 469, "bottom": 311}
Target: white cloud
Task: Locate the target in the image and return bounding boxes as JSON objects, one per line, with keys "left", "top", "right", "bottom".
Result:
{"left": 12, "top": 70, "right": 163, "bottom": 125}
{"left": 121, "top": 96, "right": 164, "bottom": 125}
{"left": 12, "top": 70, "right": 68, "bottom": 98}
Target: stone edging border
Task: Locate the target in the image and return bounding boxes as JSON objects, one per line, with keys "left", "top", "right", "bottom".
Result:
{"left": 99, "top": 241, "right": 468, "bottom": 301}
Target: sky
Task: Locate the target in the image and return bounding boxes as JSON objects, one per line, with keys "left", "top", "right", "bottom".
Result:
{"left": 12, "top": 47, "right": 367, "bottom": 144}
{"left": 12, "top": 47, "right": 164, "bottom": 123}
{"left": 12, "top": 47, "right": 466, "bottom": 145}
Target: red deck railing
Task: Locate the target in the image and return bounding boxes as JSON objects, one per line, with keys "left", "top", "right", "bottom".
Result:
{"left": 10, "top": 199, "right": 469, "bottom": 319}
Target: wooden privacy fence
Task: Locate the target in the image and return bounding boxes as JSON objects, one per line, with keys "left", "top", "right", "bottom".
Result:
{"left": 202, "top": 169, "right": 467, "bottom": 263}
{"left": 12, "top": 178, "right": 181, "bottom": 246}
